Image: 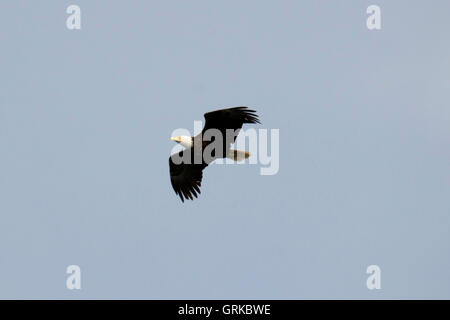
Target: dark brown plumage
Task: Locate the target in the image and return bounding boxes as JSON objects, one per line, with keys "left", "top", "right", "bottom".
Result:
{"left": 169, "top": 106, "right": 260, "bottom": 202}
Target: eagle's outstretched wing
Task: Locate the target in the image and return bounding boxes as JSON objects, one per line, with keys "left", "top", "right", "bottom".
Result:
{"left": 169, "top": 150, "right": 208, "bottom": 202}
{"left": 202, "top": 106, "right": 260, "bottom": 143}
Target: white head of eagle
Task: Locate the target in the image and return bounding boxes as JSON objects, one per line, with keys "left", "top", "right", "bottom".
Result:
{"left": 169, "top": 106, "right": 260, "bottom": 202}
{"left": 170, "top": 136, "right": 193, "bottom": 149}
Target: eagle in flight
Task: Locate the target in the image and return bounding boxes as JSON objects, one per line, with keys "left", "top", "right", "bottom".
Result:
{"left": 169, "top": 106, "right": 260, "bottom": 202}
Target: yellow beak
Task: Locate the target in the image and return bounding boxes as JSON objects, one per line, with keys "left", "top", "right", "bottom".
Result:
{"left": 171, "top": 137, "right": 179, "bottom": 142}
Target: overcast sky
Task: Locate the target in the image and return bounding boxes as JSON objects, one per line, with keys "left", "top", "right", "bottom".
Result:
{"left": 1, "top": 1, "right": 449, "bottom": 299}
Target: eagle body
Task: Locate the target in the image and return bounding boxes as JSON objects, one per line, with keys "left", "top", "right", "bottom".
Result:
{"left": 169, "top": 106, "right": 260, "bottom": 202}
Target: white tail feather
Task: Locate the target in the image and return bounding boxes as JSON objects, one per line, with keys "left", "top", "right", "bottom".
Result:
{"left": 227, "top": 149, "right": 250, "bottom": 162}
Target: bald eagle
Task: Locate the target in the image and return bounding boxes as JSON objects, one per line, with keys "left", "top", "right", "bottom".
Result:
{"left": 169, "top": 106, "right": 260, "bottom": 202}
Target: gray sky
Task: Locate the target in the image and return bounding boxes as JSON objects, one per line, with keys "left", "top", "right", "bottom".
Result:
{"left": 1, "top": 1, "right": 449, "bottom": 299}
